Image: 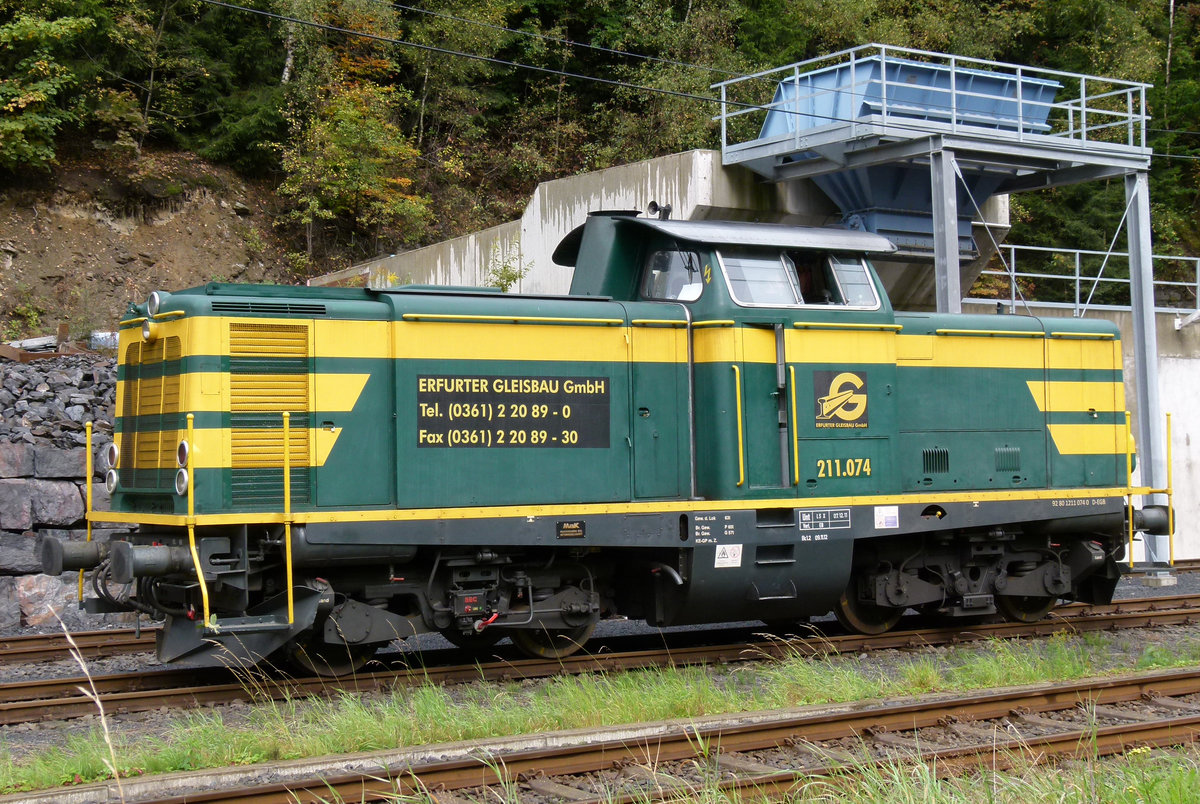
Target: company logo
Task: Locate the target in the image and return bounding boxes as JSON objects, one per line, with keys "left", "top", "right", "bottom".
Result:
{"left": 814, "top": 371, "right": 868, "bottom": 428}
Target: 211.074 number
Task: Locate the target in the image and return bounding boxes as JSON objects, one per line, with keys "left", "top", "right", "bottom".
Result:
{"left": 817, "top": 458, "right": 872, "bottom": 478}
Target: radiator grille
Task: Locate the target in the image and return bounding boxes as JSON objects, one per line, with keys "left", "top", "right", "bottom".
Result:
{"left": 229, "top": 323, "right": 311, "bottom": 506}
{"left": 119, "top": 337, "right": 182, "bottom": 490}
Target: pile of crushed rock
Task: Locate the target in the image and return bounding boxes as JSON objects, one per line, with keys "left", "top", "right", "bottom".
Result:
{"left": 0, "top": 354, "right": 130, "bottom": 633}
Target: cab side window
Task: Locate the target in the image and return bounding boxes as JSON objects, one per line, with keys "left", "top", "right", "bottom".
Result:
{"left": 792, "top": 252, "right": 839, "bottom": 304}
{"left": 640, "top": 249, "right": 703, "bottom": 302}
{"left": 828, "top": 253, "right": 879, "bottom": 307}
{"left": 787, "top": 251, "right": 880, "bottom": 309}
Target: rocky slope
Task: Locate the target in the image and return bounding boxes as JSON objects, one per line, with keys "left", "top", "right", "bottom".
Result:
{"left": 0, "top": 153, "right": 294, "bottom": 343}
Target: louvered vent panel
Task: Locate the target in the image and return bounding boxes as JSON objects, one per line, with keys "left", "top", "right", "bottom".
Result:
{"left": 119, "top": 337, "right": 181, "bottom": 490}
{"left": 229, "top": 323, "right": 310, "bottom": 506}
{"left": 995, "top": 446, "right": 1022, "bottom": 472}
{"left": 213, "top": 301, "right": 327, "bottom": 316}
{"left": 922, "top": 447, "right": 949, "bottom": 475}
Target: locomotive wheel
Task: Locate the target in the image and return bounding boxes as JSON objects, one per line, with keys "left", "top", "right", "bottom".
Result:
{"left": 440, "top": 628, "right": 504, "bottom": 653}
{"left": 285, "top": 639, "right": 377, "bottom": 677}
{"left": 833, "top": 584, "right": 903, "bottom": 635}
{"left": 995, "top": 594, "right": 1057, "bottom": 623}
{"left": 508, "top": 621, "right": 596, "bottom": 660}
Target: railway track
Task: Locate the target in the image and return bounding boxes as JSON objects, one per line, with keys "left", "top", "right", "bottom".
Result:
{"left": 25, "top": 664, "right": 1200, "bottom": 804}
{"left": 0, "top": 627, "right": 156, "bottom": 664}
{"left": 4, "top": 594, "right": 1200, "bottom": 728}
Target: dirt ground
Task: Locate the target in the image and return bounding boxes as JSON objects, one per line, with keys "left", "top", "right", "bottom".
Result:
{"left": 0, "top": 153, "right": 296, "bottom": 342}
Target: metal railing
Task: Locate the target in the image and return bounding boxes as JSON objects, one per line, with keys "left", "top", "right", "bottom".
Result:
{"left": 713, "top": 44, "right": 1151, "bottom": 158}
{"left": 964, "top": 244, "right": 1200, "bottom": 316}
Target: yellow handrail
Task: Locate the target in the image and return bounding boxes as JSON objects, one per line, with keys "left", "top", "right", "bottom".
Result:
{"left": 118, "top": 310, "right": 185, "bottom": 328}
{"left": 79, "top": 421, "right": 92, "bottom": 601}
{"left": 401, "top": 313, "right": 623, "bottom": 326}
{"left": 935, "top": 328, "right": 1044, "bottom": 338}
{"left": 283, "top": 411, "right": 295, "bottom": 625}
{"left": 630, "top": 319, "right": 688, "bottom": 327}
{"left": 185, "top": 413, "right": 212, "bottom": 625}
{"left": 1048, "top": 331, "right": 1116, "bottom": 339}
{"left": 795, "top": 322, "right": 903, "bottom": 332}
{"left": 1167, "top": 412, "right": 1175, "bottom": 566}
{"left": 1125, "top": 411, "right": 1134, "bottom": 568}
{"left": 789, "top": 366, "right": 799, "bottom": 486}
{"left": 732, "top": 365, "right": 745, "bottom": 487}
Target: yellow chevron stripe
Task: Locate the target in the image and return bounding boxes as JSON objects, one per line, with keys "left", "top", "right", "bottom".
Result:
{"left": 120, "top": 373, "right": 371, "bottom": 414}
{"left": 1025, "top": 381, "right": 1124, "bottom": 413}
{"left": 175, "top": 427, "right": 343, "bottom": 469}
{"left": 1047, "top": 423, "right": 1130, "bottom": 455}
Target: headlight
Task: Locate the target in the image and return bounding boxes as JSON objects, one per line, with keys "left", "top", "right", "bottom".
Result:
{"left": 174, "top": 468, "right": 189, "bottom": 496}
{"left": 103, "top": 442, "right": 119, "bottom": 470}
{"left": 176, "top": 440, "right": 189, "bottom": 468}
{"left": 105, "top": 469, "right": 118, "bottom": 494}
{"left": 147, "top": 291, "right": 164, "bottom": 317}
{"left": 141, "top": 320, "right": 157, "bottom": 343}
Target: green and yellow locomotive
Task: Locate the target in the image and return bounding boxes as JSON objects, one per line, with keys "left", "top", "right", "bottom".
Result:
{"left": 44, "top": 211, "right": 1170, "bottom": 673}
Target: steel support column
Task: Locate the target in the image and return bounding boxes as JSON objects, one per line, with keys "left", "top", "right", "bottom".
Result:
{"left": 930, "top": 148, "right": 961, "bottom": 313}
{"left": 1126, "top": 171, "right": 1168, "bottom": 563}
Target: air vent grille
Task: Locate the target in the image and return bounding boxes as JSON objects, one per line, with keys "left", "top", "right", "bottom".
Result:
{"left": 212, "top": 301, "right": 327, "bottom": 316}
{"left": 229, "top": 323, "right": 311, "bottom": 506}
{"left": 119, "top": 336, "right": 182, "bottom": 490}
{"left": 922, "top": 447, "right": 949, "bottom": 474}
{"left": 995, "top": 446, "right": 1022, "bottom": 472}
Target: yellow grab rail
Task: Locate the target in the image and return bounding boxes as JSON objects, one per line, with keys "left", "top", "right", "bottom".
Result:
{"left": 935, "top": 328, "right": 1043, "bottom": 338}
{"left": 1125, "top": 411, "right": 1135, "bottom": 568}
{"left": 401, "top": 313, "right": 623, "bottom": 326}
{"left": 795, "top": 322, "right": 903, "bottom": 332}
{"left": 630, "top": 319, "right": 688, "bottom": 327}
{"left": 1167, "top": 412, "right": 1175, "bottom": 566}
{"left": 185, "top": 413, "right": 212, "bottom": 626}
{"left": 732, "top": 365, "right": 745, "bottom": 487}
{"left": 283, "top": 411, "right": 295, "bottom": 625}
{"left": 79, "top": 421, "right": 92, "bottom": 601}
{"left": 1048, "top": 331, "right": 1116, "bottom": 339}
{"left": 789, "top": 366, "right": 799, "bottom": 486}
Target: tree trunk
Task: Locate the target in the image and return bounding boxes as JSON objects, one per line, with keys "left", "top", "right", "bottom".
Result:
{"left": 141, "top": 0, "right": 175, "bottom": 146}
{"left": 282, "top": 24, "right": 296, "bottom": 84}
{"left": 1165, "top": 0, "right": 1176, "bottom": 131}
{"left": 417, "top": 66, "right": 429, "bottom": 147}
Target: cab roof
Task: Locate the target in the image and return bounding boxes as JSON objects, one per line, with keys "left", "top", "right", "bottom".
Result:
{"left": 553, "top": 214, "right": 897, "bottom": 267}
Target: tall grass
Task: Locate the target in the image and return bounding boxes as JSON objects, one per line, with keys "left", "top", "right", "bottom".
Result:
{"left": 6, "top": 629, "right": 1200, "bottom": 794}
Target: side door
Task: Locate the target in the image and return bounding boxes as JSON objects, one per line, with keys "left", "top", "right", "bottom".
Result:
{"left": 788, "top": 254, "right": 897, "bottom": 497}
{"left": 627, "top": 249, "right": 698, "bottom": 500}
{"left": 720, "top": 249, "right": 803, "bottom": 492}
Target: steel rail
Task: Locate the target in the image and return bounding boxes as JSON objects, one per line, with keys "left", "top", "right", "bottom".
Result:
{"left": 135, "top": 666, "right": 1200, "bottom": 804}
{"left": 0, "top": 628, "right": 157, "bottom": 665}
{"left": 3, "top": 596, "right": 1200, "bottom": 727}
